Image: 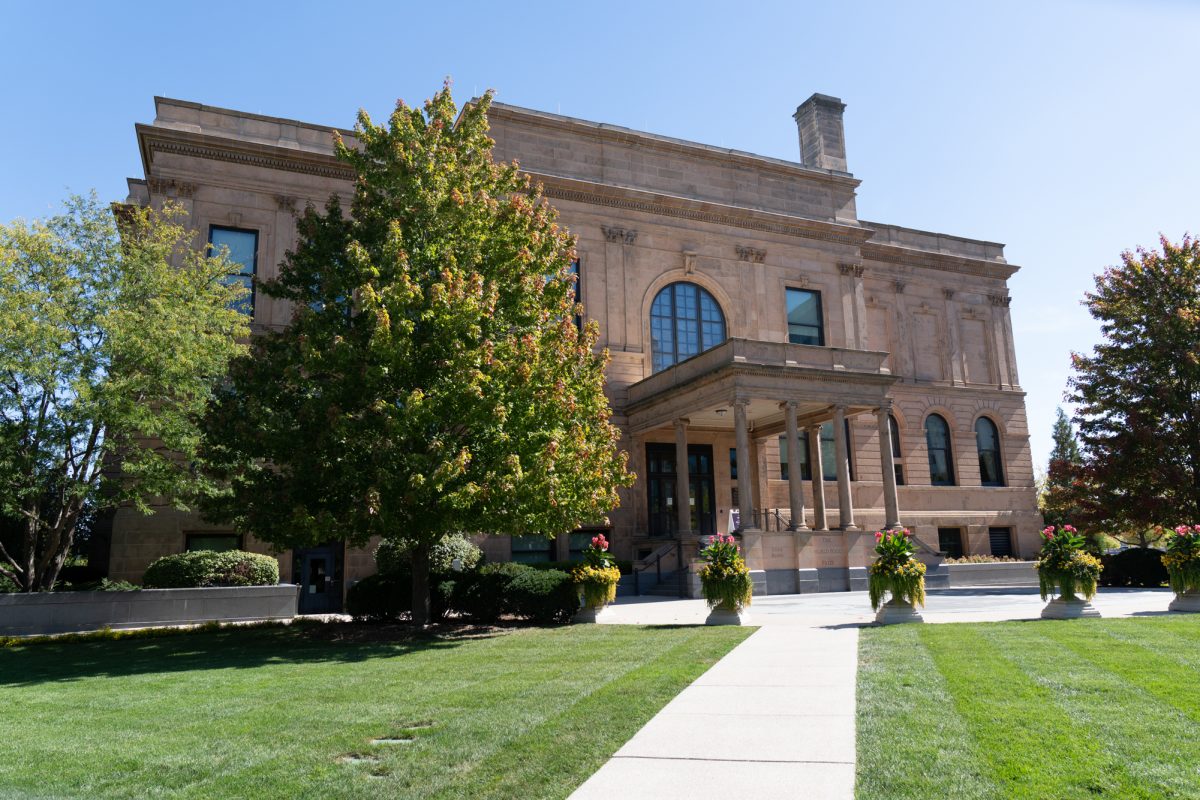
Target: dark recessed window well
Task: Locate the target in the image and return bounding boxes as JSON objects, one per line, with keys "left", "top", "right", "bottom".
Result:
{"left": 786, "top": 287, "right": 824, "bottom": 346}
{"left": 209, "top": 226, "right": 258, "bottom": 315}
{"left": 650, "top": 282, "right": 727, "bottom": 373}
{"left": 185, "top": 533, "right": 243, "bottom": 553}
{"left": 975, "top": 417, "right": 1005, "bottom": 487}
{"left": 924, "top": 413, "right": 955, "bottom": 486}
{"left": 938, "top": 527, "right": 964, "bottom": 559}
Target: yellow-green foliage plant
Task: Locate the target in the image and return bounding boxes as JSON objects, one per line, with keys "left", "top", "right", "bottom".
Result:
{"left": 1164, "top": 525, "right": 1200, "bottom": 595}
{"left": 1035, "top": 524, "right": 1102, "bottom": 601}
{"left": 698, "top": 534, "right": 753, "bottom": 612}
{"left": 572, "top": 533, "right": 621, "bottom": 609}
{"left": 867, "top": 529, "right": 927, "bottom": 611}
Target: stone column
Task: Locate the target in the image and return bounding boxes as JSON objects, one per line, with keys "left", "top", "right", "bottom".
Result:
{"left": 807, "top": 423, "right": 827, "bottom": 531}
{"left": 833, "top": 405, "right": 857, "bottom": 531}
{"left": 783, "top": 401, "right": 808, "bottom": 530}
{"left": 876, "top": 403, "right": 902, "bottom": 530}
{"left": 673, "top": 418, "right": 691, "bottom": 537}
{"left": 734, "top": 401, "right": 756, "bottom": 530}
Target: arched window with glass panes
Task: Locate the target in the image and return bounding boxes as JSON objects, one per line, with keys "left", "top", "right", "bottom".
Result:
{"left": 974, "top": 416, "right": 1005, "bottom": 487}
{"left": 924, "top": 413, "right": 955, "bottom": 486}
{"left": 649, "top": 282, "right": 727, "bottom": 373}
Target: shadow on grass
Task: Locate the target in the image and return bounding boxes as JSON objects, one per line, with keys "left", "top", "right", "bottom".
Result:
{"left": 0, "top": 620, "right": 504, "bottom": 687}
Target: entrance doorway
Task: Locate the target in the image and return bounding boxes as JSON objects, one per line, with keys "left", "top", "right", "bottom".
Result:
{"left": 646, "top": 443, "right": 717, "bottom": 538}
{"left": 293, "top": 543, "right": 344, "bottom": 614}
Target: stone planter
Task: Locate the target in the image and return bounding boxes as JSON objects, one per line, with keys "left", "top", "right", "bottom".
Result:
{"left": 1168, "top": 591, "right": 1200, "bottom": 612}
{"left": 874, "top": 598, "right": 924, "bottom": 625}
{"left": 573, "top": 604, "right": 614, "bottom": 624}
{"left": 1041, "top": 596, "right": 1101, "bottom": 619}
{"left": 705, "top": 604, "right": 751, "bottom": 626}
{"left": 0, "top": 584, "right": 300, "bottom": 637}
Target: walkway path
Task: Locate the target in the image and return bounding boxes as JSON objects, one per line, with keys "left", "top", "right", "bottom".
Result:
{"left": 570, "top": 587, "right": 1173, "bottom": 800}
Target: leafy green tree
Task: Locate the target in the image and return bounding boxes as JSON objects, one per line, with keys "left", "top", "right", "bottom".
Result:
{"left": 0, "top": 194, "right": 249, "bottom": 591}
{"left": 200, "top": 86, "right": 634, "bottom": 624}
{"left": 1067, "top": 234, "right": 1200, "bottom": 538}
{"left": 1040, "top": 407, "right": 1083, "bottom": 529}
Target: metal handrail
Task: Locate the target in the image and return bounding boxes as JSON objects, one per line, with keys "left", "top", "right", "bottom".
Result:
{"left": 632, "top": 541, "right": 678, "bottom": 596}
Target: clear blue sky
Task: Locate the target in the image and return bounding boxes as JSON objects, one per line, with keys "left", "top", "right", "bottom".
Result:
{"left": 3, "top": 0, "right": 1197, "bottom": 470}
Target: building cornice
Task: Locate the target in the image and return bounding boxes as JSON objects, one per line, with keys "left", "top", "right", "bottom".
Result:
{"left": 861, "top": 241, "right": 1020, "bottom": 281}
{"left": 532, "top": 172, "right": 873, "bottom": 247}
{"left": 136, "top": 124, "right": 355, "bottom": 184}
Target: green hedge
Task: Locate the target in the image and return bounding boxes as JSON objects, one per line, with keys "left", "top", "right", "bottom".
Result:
{"left": 345, "top": 572, "right": 457, "bottom": 622}
{"left": 142, "top": 550, "right": 279, "bottom": 589}
{"left": 1100, "top": 547, "right": 1167, "bottom": 588}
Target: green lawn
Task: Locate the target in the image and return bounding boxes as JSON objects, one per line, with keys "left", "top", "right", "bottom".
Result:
{"left": 0, "top": 622, "right": 751, "bottom": 799}
{"left": 857, "top": 617, "right": 1200, "bottom": 799}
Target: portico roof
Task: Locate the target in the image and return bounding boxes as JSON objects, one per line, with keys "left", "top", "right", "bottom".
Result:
{"left": 624, "top": 338, "right": 897, "bottom": 435}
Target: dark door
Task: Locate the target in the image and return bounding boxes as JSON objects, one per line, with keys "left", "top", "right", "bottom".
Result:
{"left": 646, "top": 443, "right": 716, "bottom": 537}
{"left": 294, "top": 544, "right": 344, "bottom": 614}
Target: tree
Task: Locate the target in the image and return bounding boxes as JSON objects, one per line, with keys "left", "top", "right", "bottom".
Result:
{"left": 0, "top": 194, "right": 249, "bottom": 591}
{"left": 199, "top": 85, "right": 634, "bottom": 625}
{"left": 1067, "top": 234, "right": 1200, "bottom": 538}
{"left": 1040, "top": 407, "right": 1083, "bottom": 529}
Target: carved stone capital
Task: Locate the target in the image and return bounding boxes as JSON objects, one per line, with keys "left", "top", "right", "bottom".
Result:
{"left": 942, "top": 288, "right": 956, "bottom": 300}
{"left": 838, "top": 263, "right": 865, "bottom": 278}
{"left": 893, "top": 280, "right": 906, "bottom": 294}
{"left": 147, "top": 177, "right": 195, "bottom": 198}
{"left": 601, "top": 225, "right": 637, "bottom": 245}
{"left": 682, "top": 250, "right": 697, "bottom": 274}
{"left": 735, "top": 245, "right": 766, "bottom": 263}
{"left": 274, "top": 194, "right": 297, "bottom": 212}
{"left": 989, "top": 294, "right": 1012, "bottom": 307}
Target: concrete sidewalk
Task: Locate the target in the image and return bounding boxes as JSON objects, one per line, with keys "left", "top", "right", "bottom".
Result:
{"left": 570, "top": 624, "right": 858, "bottom": 800}
{"left": 570, "top": 587, "right": 1176, "bottom": 800}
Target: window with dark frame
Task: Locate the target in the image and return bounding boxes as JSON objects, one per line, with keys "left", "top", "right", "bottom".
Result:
{"left": 791, "top": 421, "right": 853, "bottom": 482}
{"left": 924, "top": 413, "right": 955, "bottom": 486}
{"left": 209, "top": 226, "right": 257, "bottom": 315}
{"left": 785, "top": 287, "right": 824, "bottom": 346}
{"left": 185, "top": 533, "right": 243, "bottom": 553}
{"left": 889, "top": 413, "right": 905, "bottom": 486}
{"left": 649, "top": 282, "right": 727, "bottom": 373}
{"left": 975, "top": 417, "right": 1005, "bottom": 487}
{"left": 511, "top": 534, "right": 554, "bottom": 563}
{"left": 937, "top": 527, "right": 964, "bottom": 559}
{"left": 571, "top": 258, "right": 582, "bottom": 331}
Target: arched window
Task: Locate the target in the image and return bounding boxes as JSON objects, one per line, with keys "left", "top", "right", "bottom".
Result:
{"left": 650, "top": 282, "right": 727, "bottom": 372}
{"left": 924, "top": 414, "right": 955, "bottom": 486}
{"left": 975, "top": 417, "right": 1005, "bottom": 487}
{"left": 889, "top": 413, "right": 905, "bottom": 486}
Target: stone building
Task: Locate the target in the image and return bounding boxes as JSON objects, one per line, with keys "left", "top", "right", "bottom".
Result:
{"left": 108, "top": 93, "right": 1041, "bottom": 609}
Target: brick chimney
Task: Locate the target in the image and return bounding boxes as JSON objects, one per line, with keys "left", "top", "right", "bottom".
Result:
{"left": 793, "top": 94, "right": 848, "bottom": 173}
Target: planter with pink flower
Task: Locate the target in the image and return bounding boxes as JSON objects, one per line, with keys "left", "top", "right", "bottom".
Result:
{"left": 1165, "top": 525, "right": 1200, "bottom": 612}
{"left": 571, "top": 533, "right": 622, "bottom": 623}
{"left": 1036, "top": 524, "right": 1102, "bottom": 619}
{"left": 698, "top": 533, "right": 753, "bottom": 625}
{"left": 868, "top": 528, "right": 927, "bottom": 624}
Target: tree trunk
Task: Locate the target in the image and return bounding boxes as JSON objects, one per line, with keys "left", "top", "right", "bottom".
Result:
{"left": 410, "top": 542, "right": 432, "bottom": 627}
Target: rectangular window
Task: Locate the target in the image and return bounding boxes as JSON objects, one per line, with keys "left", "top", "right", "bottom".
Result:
{"left": 185, "top": 533, "right": 242, "bottom": 552}
{"left": 779, "top": 437, "right": 788, "bottom": 481}
{"left": 786, "top": 287, "right": 824, "bottom": 346}
{"left": 988, "top": 527, "right": 1014, "bottom": 558}
{"left": 570, "top": 258, "right": 582, "bottom": 330}
{"left": 796, "top": 421, "right": 852, "bottom": 482}
{"left": 511, "top": 534, "right": 554, "bottom": 563}
{"left": 937, "top": 528, "right": 964, "bottom": 559}
{"left": 209, "top": 226, "right": 258, "bottom": 315}
{"left": 729, "top": 447, "right": 738, "bottom": 481}
{"left": 568, "top": 530, "right": 593, "bottom": 561}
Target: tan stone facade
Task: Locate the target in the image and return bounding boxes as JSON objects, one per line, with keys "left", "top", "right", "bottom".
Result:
{"left": 108, "top": 93, "right": 1041, "bottom": 602}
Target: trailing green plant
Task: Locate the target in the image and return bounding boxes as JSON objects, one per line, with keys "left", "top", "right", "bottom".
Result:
{"left": 1035, "top": 525, "right": 1102, "bottom": 601}
{"left": 375, "top": 535, "right": 482, "bottom": 576}
{"left": 943, "top": 554, "right": 1025, "bottom": 564}
{"left": 142, "top": 550, "right": 279, "bottom": 589}
{"left": 571, "top": 533, "right": 620, "bottom": 610}
{"left": 868, "top": 529, "right": 927, "bottom": 611}
{"left": 1163, "top": 525, "right": 1200, "bottom": 594}
{"left": 697, "top": 533, "right": 753, "bottom": 612}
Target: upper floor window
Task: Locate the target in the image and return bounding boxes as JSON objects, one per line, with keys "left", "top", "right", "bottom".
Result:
{"left": 650, "top": 282, "right": 726, "bottom": 373}
{"left": 924, "top": 413, "right": 955, "bottom": 486}
{"left": 780, "top": 420, "right": 852, "bottom": 482}
{"left": 786, "top": 287, "right": 824, "bottom": 346}
{"left": 975, "top": 417, "right": 1005, "bottom": 487}
{"left": 889, "top": 413, "right": 905, "bottom": 486}
{"left": 571, "top": 258, "right": 582, "bottom": 330}
{"left": 209, "top": 226, "right": 257, "bottom": 315}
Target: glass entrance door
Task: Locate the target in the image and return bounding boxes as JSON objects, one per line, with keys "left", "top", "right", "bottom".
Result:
{"left": 294, "top": 543, "right": 344, "bottom": 614}
{"left": 646, "top": 443, "right": 716, "bottom": 538}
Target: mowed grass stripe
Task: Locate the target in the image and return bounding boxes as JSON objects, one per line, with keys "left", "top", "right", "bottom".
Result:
{"left": 855, "top": 625, "right": 1000, "bottom": 800}
{"left": 979, "top": 622, "right": 1200, "bottom": 798}
{"left": 918, "top": 624, "right": 1148, "bottom": 799}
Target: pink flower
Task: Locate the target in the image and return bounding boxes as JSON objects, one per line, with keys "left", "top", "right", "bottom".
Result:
{"left": 1063, "top": 525, "right": 1077, "bottom": 533}
{"left": 1176, "top": 526, "right": 1190, "bottom": 535}
{"left": 875, "top": 532, "right": 884, "bottom": 541}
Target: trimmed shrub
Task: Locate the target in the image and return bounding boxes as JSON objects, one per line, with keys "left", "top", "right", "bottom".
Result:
{"left": 375, "top": 535, "right": 483, "bottom": 576}
{"left": 345, "top": 572, "right": 456, "bottom": 622}
{"left": 57, "top": 563, "right": 105, "bottom": 585}
{"left": 1100, "top": 548, "right": 1167, "bottom": 588}
{"left": 507, "top": 569, "right": 578, "bottom": 624}
{"left": 527, "top": 559, "right": 634, "bottom": 575}
{"left": 142, "top": 550, "right": 279, "bottom": 589}
{"left": 452, "top": 562, "right": 533, "bottom": 623}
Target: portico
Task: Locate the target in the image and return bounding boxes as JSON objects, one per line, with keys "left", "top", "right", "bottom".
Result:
{"left": 626, "top": 338, "right": 902, "bottom": 593}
